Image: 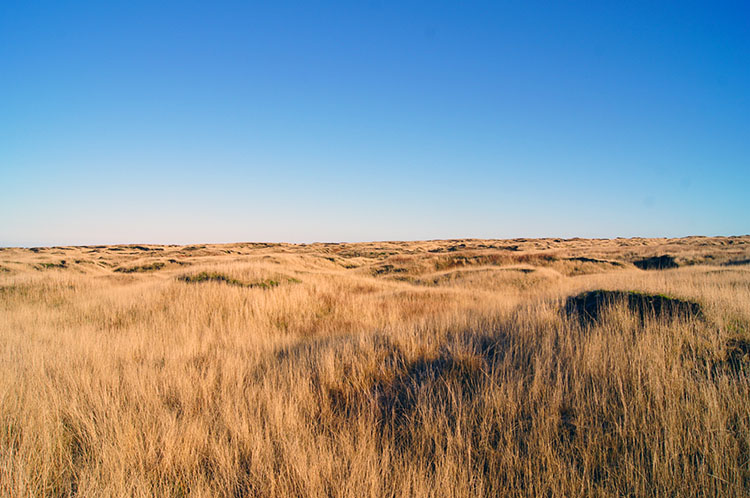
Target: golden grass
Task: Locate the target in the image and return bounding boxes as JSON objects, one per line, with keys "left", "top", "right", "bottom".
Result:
{"left": 1, "top": 236, "right": 749, "bottom": 496}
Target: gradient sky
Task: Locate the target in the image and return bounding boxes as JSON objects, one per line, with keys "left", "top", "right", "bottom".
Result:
{"left": 1, "top": 1, "right": 748, "bottom": 246}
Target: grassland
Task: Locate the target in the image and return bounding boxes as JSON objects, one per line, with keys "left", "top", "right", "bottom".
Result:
{"left": 1, "top": 236, "right": 749, "bottom": 496}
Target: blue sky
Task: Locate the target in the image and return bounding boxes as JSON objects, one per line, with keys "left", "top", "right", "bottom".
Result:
{"left": 1, "top": 1, "right": 748, "bottom": 245}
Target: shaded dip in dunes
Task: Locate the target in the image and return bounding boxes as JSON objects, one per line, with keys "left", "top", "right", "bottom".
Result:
{"left": 564, "top": 289, "right": 702, "bottom": 325}
{"left": 633, "top": 255, "right": 678, "bottom": 270}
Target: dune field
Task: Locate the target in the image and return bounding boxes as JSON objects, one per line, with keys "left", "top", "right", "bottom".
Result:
{"left": 1, "top": 236, "right": 749, "bottom": 496}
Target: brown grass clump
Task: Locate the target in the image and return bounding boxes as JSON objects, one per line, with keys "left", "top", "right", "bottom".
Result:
{"left": 1, "top": 236, "right": 750, "bottom": 496}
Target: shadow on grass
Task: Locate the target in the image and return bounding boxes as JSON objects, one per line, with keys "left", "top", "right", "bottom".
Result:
{"left": 564, "top": 289, "right": 702, "bottom": 325}
{"left": 634, "top": 255, "right": 678, "bottom": 270}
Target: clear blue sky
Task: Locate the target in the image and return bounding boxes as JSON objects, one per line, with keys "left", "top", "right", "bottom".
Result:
{"left": 1, "top": 1, "right": 748, "bottom": 246}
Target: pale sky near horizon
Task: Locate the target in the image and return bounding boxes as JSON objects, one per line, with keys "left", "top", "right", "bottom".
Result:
{"left": 1, "top": 1, "right": 749, "bottom": 246}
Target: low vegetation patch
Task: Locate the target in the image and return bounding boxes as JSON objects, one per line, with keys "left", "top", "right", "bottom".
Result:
{"left": 178, "top": 272, "right": 247, "bottom": 286}
{"left": 372, "top": 264, "right": 408, "bottom": 276}
{"left": 564, "top": 289, "right": 703, "bottom": 324}
{"left": 178, "top": 271, "right": 300, "bottom": 289}
{"left": 37, "top": 260, "right": 67, "bottom": 270}
{"left": 114, "top": 262, "right": 166, "bottom": 273}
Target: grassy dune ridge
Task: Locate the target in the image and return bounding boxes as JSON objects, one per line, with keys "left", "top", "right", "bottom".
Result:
{"left": 1, "top": 237, "right": 749, "bottom": 496}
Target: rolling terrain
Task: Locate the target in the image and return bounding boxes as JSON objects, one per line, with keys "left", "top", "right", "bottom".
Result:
{"left": 1, "top": 236, "right": 749, "bottom": 496}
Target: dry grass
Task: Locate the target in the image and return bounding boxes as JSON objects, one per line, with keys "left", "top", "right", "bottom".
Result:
{"left": 1, "top": 236, "right": 749, "bottom": 496}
